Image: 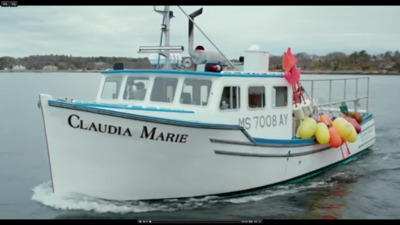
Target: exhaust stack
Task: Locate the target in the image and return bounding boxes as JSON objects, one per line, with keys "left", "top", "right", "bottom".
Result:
{"left": 188, "top": 8, "right": 227, "bottom": 65}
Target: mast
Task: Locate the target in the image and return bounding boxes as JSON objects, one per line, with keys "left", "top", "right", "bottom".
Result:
{"left": 139, "top": 6, "right": 183, "bottom": 70}
{"left": 154, "top": 6, "right": 172, "bottom": 69}
{"left": 156, "top": 10, "right": 166, "bottom": 69}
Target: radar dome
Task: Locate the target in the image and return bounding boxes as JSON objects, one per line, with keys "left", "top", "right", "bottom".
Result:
{"left": 247, "top": 44, "right": 261, "bottom": 51}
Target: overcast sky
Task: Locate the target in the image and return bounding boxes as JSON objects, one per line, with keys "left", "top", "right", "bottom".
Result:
{"left": 1, "top": 6, "right": 399, "bottom": 59}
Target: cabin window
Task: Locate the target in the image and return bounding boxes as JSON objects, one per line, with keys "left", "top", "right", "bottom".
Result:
{"left": 248, "top": 86, "right": 265, "bottom": 109}
{"left": 180, "top": 79, "right": 212, "bottom": 106}
{"left": 123, "top": 77, "right": 149, "bottom": 101}
{"left": 273, "top": 86, "right": 288, "bottom": 107}
{"left": 150, "top": 77, "right": 178, "bottom": 103}
{"left": 101, "top": 77, "right": 122, "bottom": 99}
{"left": 220, "top": 86, "right": 240, "bottom": 110}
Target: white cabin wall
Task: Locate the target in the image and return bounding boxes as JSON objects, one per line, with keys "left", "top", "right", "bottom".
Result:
{"left": 94, "top": 73, "right": 293, "bottom": 140}
{"left": 95, "top": 76, "right": 106, "bottom": 102}
{"left": 201, "top": 76, "right": 294, "bottom": 140}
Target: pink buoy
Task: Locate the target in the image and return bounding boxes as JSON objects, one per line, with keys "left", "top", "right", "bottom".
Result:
{"left": 345, "top": 116, "right": 361, "bottom": 134}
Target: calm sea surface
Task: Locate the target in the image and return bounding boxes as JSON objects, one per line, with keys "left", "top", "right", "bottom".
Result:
{"left": 0, "top": 73, "right": 399, "bottom": 219}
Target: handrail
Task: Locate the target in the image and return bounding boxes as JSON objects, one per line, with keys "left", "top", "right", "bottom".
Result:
{"left": 300, "top": 76, "right": 370, "bottom": 115}
{"left": 315, "top": 96, "right": 368, "bottom": 108}
{"left": 301, "top": 76, "right": 370, "bottom": 81}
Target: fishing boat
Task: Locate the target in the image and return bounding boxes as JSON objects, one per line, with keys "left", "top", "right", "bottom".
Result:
{"left": 38, "top": 6, "right": 375, "bottom": 201}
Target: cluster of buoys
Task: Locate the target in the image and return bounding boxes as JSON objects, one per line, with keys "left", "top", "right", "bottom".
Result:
{"left": 340, "top": 105, "right": 364, "bottom": 124}
{"left": 297, "top": 113, "right": 363, "bottom": 148}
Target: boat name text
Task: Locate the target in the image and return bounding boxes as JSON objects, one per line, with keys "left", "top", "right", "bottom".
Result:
{"left": 67, "top": 114, "right": 188, "bottom": 143}
{"left": 68, "top": 114, "right": 132, "bottom": 136}
{"left": 239, "top": 113, "right": 289, "bottom": 130}
{"left": 140, "top": 126, "right": 188, "bottom": 143}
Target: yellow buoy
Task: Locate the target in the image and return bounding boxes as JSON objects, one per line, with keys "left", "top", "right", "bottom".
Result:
{"left": 298, "top": 118, "right": 317, "bottom": 139}
{"left": 332, "top": 117, "right": 353, "bottom": 140}
{"left": 344, "top": 127, "right": 357, "bottom": 143}
{"left": 315, "top": 122, "right": 330, "bottom": 144}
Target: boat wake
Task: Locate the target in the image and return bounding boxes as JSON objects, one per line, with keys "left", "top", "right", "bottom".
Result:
{"left": 31, "top": 177, "right": 345, "bottom": 214}
{"left": 31, "top": 182, "right": 180, "bottom": 213}
{"left": 222, "top": 181, "right": 328, "bottom": 204}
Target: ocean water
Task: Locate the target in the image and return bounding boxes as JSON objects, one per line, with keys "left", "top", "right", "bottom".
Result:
{"left": 0, "top": 73, "right": 399, "bottom": 220}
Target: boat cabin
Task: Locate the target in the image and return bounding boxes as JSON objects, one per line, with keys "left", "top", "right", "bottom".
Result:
{"left": 95, "top": 67, "right": 294, "bottom": 141}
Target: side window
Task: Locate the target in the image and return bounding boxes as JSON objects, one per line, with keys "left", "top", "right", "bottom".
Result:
{"left": 248, "top": 86, "right": 265, "bottom": 109}
{"left": 150, "top": 77, "right": 178, "bottom": 103}
{"left": 123, "top": 77, "right": 149, "bottom": 101}
{"left": 180, "top": 79, "right": 212, "bottom": 106}
{"left": 220, "top": 86, "right": 240, "bottom": 110}
{"left": 273, "top": 86, "right": 288, "bottom": 107}
{"left": 101, "top": 77, "right": 122, "bottom": 99}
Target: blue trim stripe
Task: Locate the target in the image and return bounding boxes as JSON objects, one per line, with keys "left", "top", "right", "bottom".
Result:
{"left": 72, "top": 102, "right": 195, "bottom": 114}
{"left": 253, "top": 137, "right": 316, "bottom": 145}
{"left": 101, "top": 69, "right": 284, "bottom": 78}
{"left": 362, "top": 114, "right": 373, "bottom": 123}
{"left": 48, "top": 100, "right": 238, "bottom": 129}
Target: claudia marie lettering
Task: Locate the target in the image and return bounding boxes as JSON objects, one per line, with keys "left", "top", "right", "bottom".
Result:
{"left": 140, "top": 126, "right": 188, "bottom": 143}
{"left": 67, "top": 114, "right": 132, "bottom": 136}
{"left": 67, "top": 114, "right": 188, "bottom": 143}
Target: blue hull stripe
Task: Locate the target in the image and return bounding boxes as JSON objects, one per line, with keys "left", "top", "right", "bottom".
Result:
{"left": 48, "top": 100, "right": 374, "bottom": 147}
{"left": 253, "top": 137, "right": 316, "bottom": 145}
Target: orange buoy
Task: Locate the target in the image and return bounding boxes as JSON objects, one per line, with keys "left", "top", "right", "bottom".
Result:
{"left": 345, "top": 116, "right": 361, "bottom": 134}
{"left": 329, "top": 127, "right": 343, "bottom": 148}
{"left": 318, "top": 114, "right": 332, "bottom": 126}
{"left": 349, "top": 112, "right": 363, "bottom": 124}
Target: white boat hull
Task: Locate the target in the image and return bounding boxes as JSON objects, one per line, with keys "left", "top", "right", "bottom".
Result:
{"left": 39, "top": 94, "right": 375, "bottom": 201}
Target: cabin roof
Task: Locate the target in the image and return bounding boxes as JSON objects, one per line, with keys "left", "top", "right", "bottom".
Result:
{"left": 101, "top": 69, "right": 284, "bottom": 78}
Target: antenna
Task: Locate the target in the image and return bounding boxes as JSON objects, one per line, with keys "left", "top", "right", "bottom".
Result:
{"left": 154, "top": 6, "right": 173, "bottom": 69}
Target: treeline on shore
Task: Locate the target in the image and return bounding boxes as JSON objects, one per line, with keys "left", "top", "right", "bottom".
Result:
{"left": 0, "top": 55, "right": 151, "bottom": 71}
{"left": 267, "top": 50, "right": 400, "bottom": 74}
{"left": 1, "top": 50, "right": 400, "bottom": 73}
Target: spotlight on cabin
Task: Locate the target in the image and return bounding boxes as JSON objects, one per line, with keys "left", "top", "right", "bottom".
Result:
{"left": 113, "top": 63, "right": 124, "bottom": 70}
{"left": 205, "top": 63, "right": 222, "bottom": 73}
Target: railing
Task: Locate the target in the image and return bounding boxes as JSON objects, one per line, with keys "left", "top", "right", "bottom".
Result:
{"left": 300, "top": 76, "right": 370, "bottom": 115}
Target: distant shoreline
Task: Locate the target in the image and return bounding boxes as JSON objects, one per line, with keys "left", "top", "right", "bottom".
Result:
{"left": 1, "top": 69, "right": 400, "bottom": 75}
{"left": 300, "top": 70, "right": 400, "bottom": 75}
